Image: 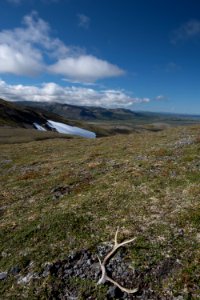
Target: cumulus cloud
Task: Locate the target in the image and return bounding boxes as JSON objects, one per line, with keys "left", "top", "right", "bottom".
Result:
{"left": 77, "top": 14, "right": 90, "bottom": 29}
{"left": 0, "top": 12, "right": 124, "bottom": 82}
{"left": 0, "top": 44, "right": 44, "bottom": 75}
{"left": 49, "top": 55, "right": 124, "bottom": 82}
{"left": 0, "top": 80, "right": 150, "bottom": 108}
{"left": 171, "top": 20, "right": 200, "bottom": 43}
{"left": 0, "top": 11, "right": 68, "bottom": 76}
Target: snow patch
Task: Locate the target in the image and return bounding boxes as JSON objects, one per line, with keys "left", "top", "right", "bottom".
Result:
{"left": 33, "top": 123, "right": 46, "bottom": 131}
{"left": 46, "top": 120, "right": 96, "bottom": 138}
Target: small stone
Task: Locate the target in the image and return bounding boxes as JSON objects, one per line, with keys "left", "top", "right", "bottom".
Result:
{"left": 173, "top": 296, "right": 184, "bottom": 300}
{"left": 0, "top": 272, "right": 7, "bottom": 280}
{"left": 1, "top": 251, "right": 8, "bottom": 258}
{"left": 86, "top": 259, "right": 91, "bottom": 266}
{"left": 17, "top": 272, "right": 38, "bottom": 284}
{"left": 42, "top": 264, "right": 52, "bottom": 278}
{"left": 107, "top": 286, "right": 124, "bottom": 299}
{"left": 9, "top": 266, "right": 21, "bottom": 275}
{"left": 178, "top": 229, "right": 184, "bottom": 236}
{"left": 107, "top": 286, "right": 118, "bottom": 298}
{"left": 83, "top": 252, "right": 89, "bottom": 260}
{"left": 55, "top": 263, "right": 61, "bottom": 269}
{"left": 65, "top": 269, "right": 73, "bottom": 276}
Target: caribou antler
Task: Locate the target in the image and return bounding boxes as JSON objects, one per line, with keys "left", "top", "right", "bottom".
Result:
{"left": 97, "top": 227, "right": 138, "bottom": 294}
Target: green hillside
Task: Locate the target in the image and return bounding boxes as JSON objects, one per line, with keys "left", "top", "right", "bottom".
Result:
{"left": 0, "top": 125, "right": 200, "bottom": 299}
{"left": 0, "top": 98, "right": 113, "bottom": 137}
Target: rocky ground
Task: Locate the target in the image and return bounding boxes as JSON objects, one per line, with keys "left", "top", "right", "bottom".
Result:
{"left": 1, "top": 244, "right": 183, "bottom": 299}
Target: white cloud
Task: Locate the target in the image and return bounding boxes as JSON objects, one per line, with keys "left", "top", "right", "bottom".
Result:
{"left": 0, "top": 80, "right": 150, "bottom": 108}
{"left": 0, "top": 12, "right": 124, "bottom": 82}
{"left": 77, "top": 14, "right": 90, "bottom": 29}
{"left": 171, "top": 20, "right": 200, "bottom": 43}
{"left": 0, "top": 43, "right": 44, "bottom": 75}
{"left": 0, "top": 11, "right": 68, "bottom": 76}
{"left": 49, "top": 55, "right": 124, "bottom": 82}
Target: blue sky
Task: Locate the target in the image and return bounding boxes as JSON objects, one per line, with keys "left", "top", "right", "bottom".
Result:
{"left": 0, "top": 0, "right": 200, "bottom": 114}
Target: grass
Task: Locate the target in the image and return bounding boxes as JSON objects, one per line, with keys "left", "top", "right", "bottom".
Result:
{"left": 0, "top": 125, "right": 200, "bottom": 299}
{"left": 0, "top": 127, "right": 74, "bottom": 144}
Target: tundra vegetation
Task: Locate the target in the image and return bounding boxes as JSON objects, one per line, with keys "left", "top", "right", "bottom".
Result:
{"left": 0, "top": 125, "right": 200, "bottom": 299}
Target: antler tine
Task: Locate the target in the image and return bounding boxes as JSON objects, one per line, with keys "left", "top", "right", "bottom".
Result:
{"left": 97, "top": 227, "right": 138, "bottom": 294}
{"left": 106, "top": 276, "right": 138, "bottom": 294}
{"left": 114, "top": 226, "right": 119, "bottom": 246}
{"left": 118, "top": 236, "right": 137, "bottom": 248}
{"left": 97, "top": 255, "right": 107, "bottom": 284}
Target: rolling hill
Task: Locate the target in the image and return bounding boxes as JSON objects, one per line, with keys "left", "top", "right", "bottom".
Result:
{"left": 17, "top": 101, "right": 144, "bottom": 121}
{"left": 17, "top": 100, "right": 200, "bottom": 125}
{"left": 1, "top": 98, "right": 200, "bottom": 140}
{"left": 0, "top": 99, "right": 112, "bottom": 138}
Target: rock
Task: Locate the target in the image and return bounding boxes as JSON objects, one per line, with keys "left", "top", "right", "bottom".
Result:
{"left": 0, "top": 272, "right": 7, "bottom": 280}
{"left": 1, "top": 251, "right": 8, "bottom": 257}
{"left": 9, "top": 266, "right": 21, "bottom": 275}
{"left": 44, "top": 247, "right": 139, "bottom": 299}
{"left": 51, "top": 185, "right": 71, "bottom": 200}
{"left": 86, "top": 259, "right": 92, "bottom": 266}
{"left": 177, "top": 229, "right": 184, "bottom": 237}
{"left": 17, "top": 272, "right": 38, "bottom": 284}
{"left": 107, "top": 286, "right": 118, "bottom": 298}
{"left": 42, "top": 263, "right": 52, "bottom": 277}
{"left": 107, "top": 286, "right": 124, "bottom": 299}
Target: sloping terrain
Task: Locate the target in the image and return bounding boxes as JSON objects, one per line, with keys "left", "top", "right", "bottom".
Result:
{"left": 0, "top": 125, "right": 200, "bottom": 299}
{"left": 0, "top": 99, "right": 110, "bottom": 137}
{"left": 1, "top": 98, "right": 174, "bottom": 138}
{"left": 0, "top": 127, "right": 75, "bottom": 145}
{"left": 0, "top": 98, "right": 48, "bottom": 128}
{"left": 16, "top": 100, "right": 200, "bottom": 136}
{"left": 17, "top": 100, "right": 200, "bottom": 125}
{"left": 1, "top": 98, "right": 152, "bottom": 138}
{"left": 17, "top": 101, "right": 144, "bottom": 121}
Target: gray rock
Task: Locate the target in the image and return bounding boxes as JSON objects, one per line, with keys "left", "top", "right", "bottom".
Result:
{"left": 9, "top": 266, "right": 21, "bottom": 275}
{"left": 0, "top": 272, "right": 7, "bottom": 280}
{"left": 42, "top": 269, "right": 50, "bottom": 278}
{"left": 173, "top": 296, "right": 184, "bottom": 300}
{"left": 107, "top": 286, "right": 118, "bottom": 298}
{"left": 17, "top": 272, "right": 38, "bottom": 284}
{"left": 86, "top": 259, "right": 91, "bottom": 266}
{"left": 42, "top": 262, "right": 52, "bottom": 277}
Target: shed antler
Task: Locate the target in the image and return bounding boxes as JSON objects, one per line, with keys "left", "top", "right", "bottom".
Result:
{"left": 97, "top": 227, "right": 138, "bottom": 294}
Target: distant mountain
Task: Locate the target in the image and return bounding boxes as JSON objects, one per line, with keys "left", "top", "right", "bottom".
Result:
{"left": 2, "top": 99, "right": 200, "bottom": 138}
{"left": 16, "top": 101, "right": 200, "bottom": 124}
{"left": 17, "top": 101, "right": 146, "bottom": 121}
{"left": 0, "top": 99, "right": 110, "bottom": 137}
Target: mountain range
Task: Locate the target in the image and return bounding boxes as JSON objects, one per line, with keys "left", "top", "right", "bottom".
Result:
{"left": 17, "top": 101, "right": 144, "bottom": 121}
{"left": 1, "top": 98, "right": 200, "bottom": 139}
{"left": 0, "top": 99, "right": 109, "bottom": 137}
